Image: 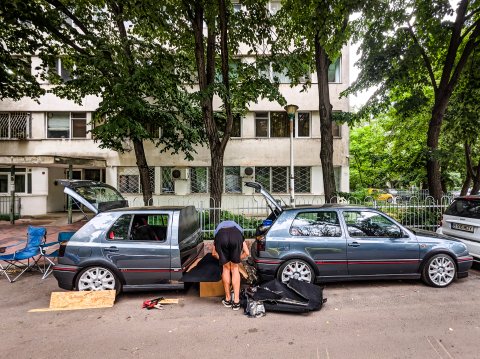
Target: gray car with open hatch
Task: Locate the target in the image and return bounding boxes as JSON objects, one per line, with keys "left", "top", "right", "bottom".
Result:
{"left": 246, "top": 182, "right": 473, "bottom": 288}
{"left": 53, "top": 180, "right": 203, "bottom": 293}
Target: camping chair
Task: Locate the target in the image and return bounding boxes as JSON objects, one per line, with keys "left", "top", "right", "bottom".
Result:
{"left": 40, "top": 231, "right": 75, "bottom": 279}
{"left": 0, "top": 226, "right": 47, "bottom": 283}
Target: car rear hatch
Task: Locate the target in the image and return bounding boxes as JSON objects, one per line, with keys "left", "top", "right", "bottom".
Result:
{"left": 245, "top": 181, "right": 283, "bottom": 219}
{"left": 442, "top": 197, "right": 480, "bottom": 242}
{"left": 57, "top": 179, "right": 128, "bottom": 215}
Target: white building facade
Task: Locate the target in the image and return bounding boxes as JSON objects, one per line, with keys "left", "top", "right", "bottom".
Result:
{"left": 0, "top": 47, "right": 350, "bottom": 216}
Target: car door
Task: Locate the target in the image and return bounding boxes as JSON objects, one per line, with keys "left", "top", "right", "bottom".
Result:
{"left": 102, "top": 212, "right": 172, "bottom": 285}
{"left": 342, "top": 210, "right": 420, "bottom": 276}
{"left": 289, "top": 210, "right": 348, "bottom": 276}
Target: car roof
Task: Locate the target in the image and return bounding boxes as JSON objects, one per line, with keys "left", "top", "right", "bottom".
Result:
{"left": 454, "top": 195, "right": 480, "bottom": 201}
{"left": 107, "top": 206, "right": 194, "bottom": 213}
{"left": 283, "top": 204, "right": 373, "bottom": 211}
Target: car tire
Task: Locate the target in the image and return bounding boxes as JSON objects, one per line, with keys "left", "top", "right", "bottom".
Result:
{"left": 76, "top": 266, "right": 122, "bottom": 294}
{"left": 277, "top": 259, "right": 314, "bottom": 284}
{"left": 421, "top": 254, "right": 456, "bottom": 288}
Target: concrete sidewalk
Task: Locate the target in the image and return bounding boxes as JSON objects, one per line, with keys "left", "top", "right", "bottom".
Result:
{"left": 0, "top": 212, "right": 86, "bottom": 247}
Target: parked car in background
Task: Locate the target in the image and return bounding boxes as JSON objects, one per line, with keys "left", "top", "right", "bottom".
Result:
{"left": 367, "top": 188, "right": 394, "bottom": 202}
{"left": 53, "top": 180, "right": 203, "bottom": 293}
{"left": 437, "top": 196, "right": 480, "bottom": 262}
{"left": 246, "top": 182, "right": 472, "bottom": 288}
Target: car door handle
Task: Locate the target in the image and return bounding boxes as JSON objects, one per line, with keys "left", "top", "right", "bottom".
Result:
{"left": 348, "top": 242, "right": 360, "bottom": 247}
{"left": 104, "top": 247, "right": 119, "bottom": 252}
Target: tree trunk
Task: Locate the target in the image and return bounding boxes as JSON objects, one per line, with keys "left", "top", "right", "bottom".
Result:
{"left": 471, "top": 164, "right": 480, "bottom": 195}
{"left": 426, "top": 95, "right": 450, "bottom": 201}
{"left": 314, "top": 33, "right": 336, "bottom": 203}
{"left": 133, "top": 139, "right": 152, "bottom": 206}
{"left": 460, "top": 172, "right": 471, "bottom": 196}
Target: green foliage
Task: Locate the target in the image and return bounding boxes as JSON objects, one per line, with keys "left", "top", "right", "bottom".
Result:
{"left": 200, "top": 210, "right": 263, "bottom": 239}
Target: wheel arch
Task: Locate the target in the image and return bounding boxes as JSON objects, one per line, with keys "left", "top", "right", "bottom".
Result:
{"left": 419, "top": 250, "right": 459, "bottom": 274}
{"left": 276, "top": 254, "right": 319, "bottom": 277}
{"left": 74, "top": 259, "right": 126, "bottom": 289}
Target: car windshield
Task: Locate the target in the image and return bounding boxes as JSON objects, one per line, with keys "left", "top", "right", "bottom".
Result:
{"left": 445, "top": 199, "right": 480, "bottom": 219}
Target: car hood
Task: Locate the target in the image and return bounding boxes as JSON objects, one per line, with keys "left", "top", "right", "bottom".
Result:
{"left": 408, "top": 227, "right": 463, "bottom": 243}
{"left": 57, "top": 179, "right": 128, "bottom": 214}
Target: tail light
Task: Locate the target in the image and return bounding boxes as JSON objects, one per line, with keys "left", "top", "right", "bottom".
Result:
{"left": 256, "top": 235, "right": 266, "bottom": 253}
{"left": 58, "top": 242, "right": 67, "bottom": 257}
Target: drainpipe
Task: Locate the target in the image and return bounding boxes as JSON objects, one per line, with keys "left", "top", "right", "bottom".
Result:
{"left": 68, "top": 164, "right": 72, "bottom": 224}
{"left": 10, "top": 165, "right": 15, "bottom": 224}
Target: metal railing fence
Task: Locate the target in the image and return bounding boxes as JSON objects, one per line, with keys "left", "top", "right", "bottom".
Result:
{"left": 0, "top": 196, "right": 21, "bottom": 218}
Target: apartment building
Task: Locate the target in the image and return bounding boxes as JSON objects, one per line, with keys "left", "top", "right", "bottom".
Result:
{"left": 0, "top": 42, "right": 350, "bottom": 217}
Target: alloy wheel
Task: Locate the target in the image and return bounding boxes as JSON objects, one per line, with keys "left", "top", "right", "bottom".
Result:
{"left": 427, "top": 255, "right": 455, "bottom": 287}
{"left": 281, "top": 260, "right": 313, "bottom": 283}
{"left": 77, "top": 267, "right": 116, "bottom": 291}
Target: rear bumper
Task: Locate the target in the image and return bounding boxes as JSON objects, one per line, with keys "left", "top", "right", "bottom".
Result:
{"left": 250, "top": 243, "right": 281, "bottom": 281}
{"left": 53, "top": 265, "right": 79, "bottom": 290}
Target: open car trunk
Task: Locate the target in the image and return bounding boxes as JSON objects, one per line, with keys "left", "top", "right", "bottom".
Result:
{"left": 57, "top": 179, "right": 128, "bottom": 215}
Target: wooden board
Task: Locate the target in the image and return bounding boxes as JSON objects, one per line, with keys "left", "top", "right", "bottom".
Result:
{"left": 29, "top": 290, "right": 116, "bottom": 313}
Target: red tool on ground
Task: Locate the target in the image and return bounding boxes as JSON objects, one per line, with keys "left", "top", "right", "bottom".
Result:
{"left": 142, "top": 297, "right": 165, "bottom": 310}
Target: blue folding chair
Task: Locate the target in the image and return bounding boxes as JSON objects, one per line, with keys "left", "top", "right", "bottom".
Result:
{"left": 0, "top": 226, "right": 47, "bottom": 283}
{"left": 40, "top": 231, "right": 75, "bottom": 279}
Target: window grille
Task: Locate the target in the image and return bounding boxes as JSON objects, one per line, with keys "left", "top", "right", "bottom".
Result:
{"left": 118, "top": 167, "right": 155, "bottom": 194}
{"left": 161, "top": 167, "right": 174, "bottom": 194}
{"left": 297, "top": 112, "right": 310, "bottom": 137}
{"left": 255, "top": 167, "right": 270, "bottom": 192}
{"left": 0, "top": 112, "right": 30, "bottom": 139}
{"left": 272, "top": 167, "right": 288, "bottom": 193}
{"left": 295, "top": 167, "right": 311, "bottom": 193}
{"left": 225, "top": 166, "right": 241, "bottom": 193}
{"left": 191, "top": 167, "right": 209, "bottom": 193}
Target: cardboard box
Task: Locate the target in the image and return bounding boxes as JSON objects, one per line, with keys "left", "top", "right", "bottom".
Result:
{"left": 200, "top": 280, "right": 225, "bottom": 297}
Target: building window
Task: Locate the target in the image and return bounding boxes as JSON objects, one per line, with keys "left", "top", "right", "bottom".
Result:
{"left": 231, "top": 114, "right": 241, "bottom": 137}
{"left": 255, "top": 112, "right": 269, "bottom": 137}
{"left": 334, "top": 166, "right": 342, "bottom": 192}
{"left": 328, "top": 58, "right": 341, "bottom": 83}
{"left": 190, "top": 167, "right": 209, "bottom": 193}
{"left": 254, "top": 166, "right": 311, "bottom": 194}
{"left": 55, "top": 58, "right": 72, "bottom": 81}
{"left": 118, "top": 167, "right": 155, "bottom": 194}
{"left": 332, "top": 121, "right": 341, "bottom": 137}
{"left": 256, "top": 111, "right": 310, "bottom": 138}
{"left": 225, "top": 166, "right": 241, "bottom": 193}
{"left": 0, "top": 112, "right": 30, "bottom": 139}
{"left": 270, "top": 112, "right": 289, "bottom": 137}
{"left": 47, "top": 112, "right": 87, "bottom": 139}
{"left": 272, "top": 166, "right": 288, "bottom": 193}
{"left": 0, "top": 168, "right": 32, "bottom": 194}
{"left": 295, "top": 167, "right": 311, "bottom": 193}
{"left": 297, "top": 112, "right": 310, "bottom": 137}
{"left": 161, "top": 167, "right": 174, "bottom": 194}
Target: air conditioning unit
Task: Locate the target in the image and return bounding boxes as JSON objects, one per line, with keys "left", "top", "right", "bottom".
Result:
{"left": 240, "top": 166, "right": 255, "bottom": 178}
{"left": 171, "top": 167, "right": 189, "bottom": 180}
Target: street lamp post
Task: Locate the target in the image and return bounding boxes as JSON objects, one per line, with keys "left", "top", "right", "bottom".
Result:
{"left": 284, "top": 104, "right": 298, "bottom": 208}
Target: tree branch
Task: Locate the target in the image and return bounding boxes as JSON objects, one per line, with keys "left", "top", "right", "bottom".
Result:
{"left": 406, "top": 21, "right": 438, "bottom": 93}
{"left": 465, "top": 6, "right": 480, "bottom": 21}
{"left": 44, "top": 0, "right": 91, "bottom": 36}
{"left": 461, "top": 17, "right": 480, "bottom": 41}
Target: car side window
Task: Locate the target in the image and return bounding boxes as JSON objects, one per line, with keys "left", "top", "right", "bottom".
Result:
{"left": 343, "top": 211, "right": 402, "bottom": 238}
{"left": 107, "top": 214, "right": 132, "bottom": 240}
{"left": 131, "top": 214, "right": 168, "bottom": 241}
{"left": 290, "top": 211, "right": 342, "bottom": 237}
{"left": 107, "top": 214, "right": 169, "bottom": 241}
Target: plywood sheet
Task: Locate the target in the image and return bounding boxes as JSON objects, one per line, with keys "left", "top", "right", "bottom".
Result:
{"left": 200, "top": 280, "right": 225, "bottom": 297}
{"left": 29, "top": 290, "right": 116, "bottom": 312}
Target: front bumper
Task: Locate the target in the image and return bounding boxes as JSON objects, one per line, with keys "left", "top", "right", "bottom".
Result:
{"left": 457, "top": 255, "right": 473, "bottom": 279}
{"left": 53, "top": 264, "right": 80, "bottom": 290}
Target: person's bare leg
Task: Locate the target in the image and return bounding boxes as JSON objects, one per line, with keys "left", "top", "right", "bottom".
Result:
{"left": 230, "top": 263, "right": 240, "bottom": 304}
{"left": 222, "top": 262, "right": 232, "bottom": 301}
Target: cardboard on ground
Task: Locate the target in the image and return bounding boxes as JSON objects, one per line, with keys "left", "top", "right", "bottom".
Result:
{"left": 29, "top": 290, "right": 116, "bottom": 312}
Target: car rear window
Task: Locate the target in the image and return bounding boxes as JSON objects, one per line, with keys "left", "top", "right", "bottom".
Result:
{"left": 445, "top": 199, "right": 480, "bottom": 219}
